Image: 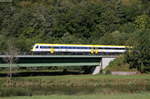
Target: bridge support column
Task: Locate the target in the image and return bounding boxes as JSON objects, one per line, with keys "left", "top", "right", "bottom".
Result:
{"left": 92, "top": 57, "right": 116, "bottom": 75}
{"left": 92, "top": 65, "right": 101, "bottom": 75}
{"left": 101, "top": 57, "right": 116, "bottom": 69}
{"left": 92, "top": 59, "right": 102, "bottom": 75}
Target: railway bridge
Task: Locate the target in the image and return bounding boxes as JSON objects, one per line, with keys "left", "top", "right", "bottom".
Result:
{"left": 0, "top": 55, "right": 118, "bottom": 74}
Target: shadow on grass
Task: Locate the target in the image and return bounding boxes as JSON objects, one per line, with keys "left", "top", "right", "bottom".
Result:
{"left": 0, "top": 71, "right": 83, "bottom": 77}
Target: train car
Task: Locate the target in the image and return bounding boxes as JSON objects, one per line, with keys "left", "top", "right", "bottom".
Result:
{"left": 31, "top": 43, "right": 129, "bottom": 55}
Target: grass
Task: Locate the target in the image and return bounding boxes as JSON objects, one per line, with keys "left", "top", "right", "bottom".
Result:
{"left": 104, "top": 63, "right": 137, "bottom": 72}
{"left": 1, "top": 74, "right": 150, "bottom": 84}
{"left": 1, "top": 93, "right": 150, "bottom": 99}
{"left": 104, "top": 55, "right": 137, "bottom": 72}
{"left": 17, "top": 74, "right": 150, "bottom": 80}
{"left": 0, "top": 74, "right": 150, "bottom": 96}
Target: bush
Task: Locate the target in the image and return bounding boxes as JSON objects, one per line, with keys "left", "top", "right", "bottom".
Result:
{"left": 105, "top": 70, "right": 112, "bottom": 75}
{"left": 0, "top": 88, "right": 32, "bottom": 97}
{"left": 125, "top": 30, "right": 150, "bottom": 72}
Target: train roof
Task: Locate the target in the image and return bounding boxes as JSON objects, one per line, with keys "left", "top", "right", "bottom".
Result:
{"left": 34, "top": 43, "right": 129, "bottom": 48}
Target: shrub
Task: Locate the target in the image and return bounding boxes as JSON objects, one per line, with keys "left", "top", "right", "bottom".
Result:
{"left": 105, "top": 70, "right": 112, "bottom": 75}
{"left": 0, "top": 88, "right": 32, "bottom": 97}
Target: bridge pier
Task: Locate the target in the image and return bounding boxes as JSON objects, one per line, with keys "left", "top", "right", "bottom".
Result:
{"left": 92, "top": 57, "right": 116, "bottom": 75}
{"left": 92, "top": 66, "right": 101, "bottom": 75}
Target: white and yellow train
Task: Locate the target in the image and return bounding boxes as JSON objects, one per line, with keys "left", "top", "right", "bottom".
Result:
{"left": 31, "top": 43, "right": 129, "bottom": 55}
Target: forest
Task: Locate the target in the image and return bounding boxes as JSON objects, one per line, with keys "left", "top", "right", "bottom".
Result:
{"left": 0, "top": 0, "right": 150, "bottom": 72}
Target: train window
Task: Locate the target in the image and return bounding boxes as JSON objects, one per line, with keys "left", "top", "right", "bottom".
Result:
{"left": 36, "top": 45, "right": 39, "bottom": 48}
{"left": 80, "top": 47, "right": 87, "bottom": 49}
{"left": 40, "top": 46, "right": 44, "bottom": 48}
{"left": 60, "top": 46, "right": 65, "bottom": 49}
{"left": 98, "top": 47, "right": 125, "bottom": 50}
{"left": 40, "top": 46, "right": 50, "bottom": 48}
{"left": 54, "top": 47, "right": 59, "bottom": 49}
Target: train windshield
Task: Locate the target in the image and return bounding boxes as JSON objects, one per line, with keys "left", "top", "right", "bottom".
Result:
{"left": 36, "top": 45, "right": 39, "bottom": 48}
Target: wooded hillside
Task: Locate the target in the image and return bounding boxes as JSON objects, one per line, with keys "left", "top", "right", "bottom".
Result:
{"left": 0, "top": 0, "right": 150, "bottom": 71}
{"left": 0, "top": 0, "right": 149, "bottom": 51}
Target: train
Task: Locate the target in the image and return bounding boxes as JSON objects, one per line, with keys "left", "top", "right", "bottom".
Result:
{"left": 31, "top": 43, "right": 129, "bottom": 55}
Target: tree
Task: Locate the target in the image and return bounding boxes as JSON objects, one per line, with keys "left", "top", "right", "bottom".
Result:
{"left": 125, "top": 30, "right": 150, "bottom": 72}
{"left": 99, "top": 31, "right": 129, "bottom": 45}
{"left": 134, "top": 14, "right": 150, "bottom": 31}
{"left": 4, "top": 39, "right": 19, "bottom": 79}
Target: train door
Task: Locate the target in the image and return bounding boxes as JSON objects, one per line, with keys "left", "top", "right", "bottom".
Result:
{"left": 90, "top": 47, "right": 99, "bottom": 54}
{"left": 50, "top": 47, "right": 55, "bottom": 54}
{"left": 90, "top": 47, "right": 94, "bottom": 54}
{"left": 95, "top": 47, "right": 99, "bottom": 54}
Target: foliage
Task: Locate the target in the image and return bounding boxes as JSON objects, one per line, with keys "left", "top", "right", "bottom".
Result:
{"left": 0, "top": 88, "right": 32, "bottom": 97}
{"left": 125, "top": 30, "right": 150, "bottom": 72}
{"left": 0, "top": 0, "right": 149, "bottom": 51}
{"left": 105, "top": 55, "right": 136, "bottom": 72}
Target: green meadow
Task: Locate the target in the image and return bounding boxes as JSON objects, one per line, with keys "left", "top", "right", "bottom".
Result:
{"left": 1, "top": 93, "right": 150, "bottom": 99}
{"left": 0, "top": 74, "right": 150, "bottom": 97}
